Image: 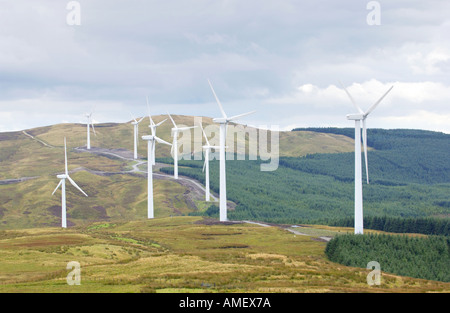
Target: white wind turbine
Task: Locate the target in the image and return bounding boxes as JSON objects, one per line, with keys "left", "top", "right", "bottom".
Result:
{"left": 130, "top": 114, "right": 145, "bottom": 160}
{"left": 208, "top": 79, "right": 256, "bottom": 222}
{"left": 167, "top": 113, "right": 197, "bottom": 179}
{"left": 52, "top": 138, "right": 88, "bottom": 228}
{"left": 142, "top": 133, "right": 172, "bottom": 219}
{"left": 85, "top": 112, "right": 96, "bottom": 150}
{"left": 341, "top": 82, "right": 394, "bottom": 234}
{"left": 146, "top": 97, "right": 167, "bottom": 165}
{"left": 199, "top": 123, "right": 221, "bottom": 202}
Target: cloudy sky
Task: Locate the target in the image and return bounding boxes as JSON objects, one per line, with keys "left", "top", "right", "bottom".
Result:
{"left": 1, "top": 0, "right": 449, "bottom": 133}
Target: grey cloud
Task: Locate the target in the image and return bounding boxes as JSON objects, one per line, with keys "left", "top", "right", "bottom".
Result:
{"left": 0, "top": 0, "right": 449, "bottom": 133}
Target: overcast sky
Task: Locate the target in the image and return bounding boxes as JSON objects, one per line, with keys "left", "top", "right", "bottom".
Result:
{"left": 1, "top": 0, "right": 449, "bottom": 133}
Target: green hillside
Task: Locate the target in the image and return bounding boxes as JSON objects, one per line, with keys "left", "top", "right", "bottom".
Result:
{"left": 0, "top": 117, "right": 356, "bottom": 230}
{"left": 159, "top": 128, "right": 450, "bottom": 226}
{"left": 1, "top": 122, "right": 450, "bottom": 292}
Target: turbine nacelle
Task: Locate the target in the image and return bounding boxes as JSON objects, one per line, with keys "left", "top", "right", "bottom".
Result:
{"left": 142, "top": 134, "right": 172, "bottom": 146}
{"left": 131, "top": 117, "right": 144, "bottom": 125}
{"left": 142, "top": 135, "right": 155, "bottom": 141}
{"left": 346, "top": 114, "right": 365, "bottom": 121}
{"left": 212, "top": 117, "right": 228, "bottom": 124}
{"left": 57, "top": 174, "right": 68, "bottom": 179}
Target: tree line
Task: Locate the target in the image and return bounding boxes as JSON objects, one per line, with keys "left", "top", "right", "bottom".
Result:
{"left": 325, "top": 233, "right": 450, "bottom": 282}
{"left": 329, "top": 216, "right": 449, "bottom": 236}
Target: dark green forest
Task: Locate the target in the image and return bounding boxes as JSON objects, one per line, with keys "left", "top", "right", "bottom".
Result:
{"left": 325, "top": 234, "right": 450, "bottom": 282}
{"left": 330, "top": 216, "right": 449, "bottom": 236}
{"left": 289, "top": 128, "right": 450, "bottom": 184}
{"left": 157, "top": 128, "right": 450, "bottom": 232}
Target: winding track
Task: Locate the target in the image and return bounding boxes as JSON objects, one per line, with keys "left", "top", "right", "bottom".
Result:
{"left": 2, "top": 140, "right": 328, "bottom": 241}
{"left": 0, "top": 144, "right": 218, "bottom": 204}
{"left": 22, "top": 131, "right": 55, "bottom": 148}
{"left": 73, "top": 147, "right": 219, "bottom": 202}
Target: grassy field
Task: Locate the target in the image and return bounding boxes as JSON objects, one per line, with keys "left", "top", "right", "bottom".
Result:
{"left": 1, "top": 120, "right": 448, "bottom": 293}
{"left": 0, "top": 216, "right": 448, "bottom": 293}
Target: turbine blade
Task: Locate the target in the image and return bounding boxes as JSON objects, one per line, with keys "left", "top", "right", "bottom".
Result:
{"left": 130, "top": 112, "right": 137, "bottom": 123}
{"left": 167, "top": 112, "right": 177, "bottom": 128}
{"left": 228, "top": 110, "right": 256, "bottom": 121}
{"left": 340, "top": 81, "right": 364, "bottom": 114}
{"left": 154, "top": 136, "right": 172, "bottom": 146}
{"left": 67, "top": 176, "right": 88, "bottom": 197}
{"left": 199, "top": 123, "right": 210, "bottom": 146}
{"left": 156, "top": 118, "right": 167, "bottom": 127}
{"left": 52, "top": 179, "right": 63, "bottom": 195}
{"left": 207, "top": 79, "right": 227, "bottom": 119}
{"left": 138, "top": 117, "right": 145, "bottom": 123}
{"left": 91, "top": 121, "right": 96, "bottom": 136}
{"left": 365, "top": 85, "right": 394, "bottom": 117}
{"left": 202, "top": 158, "right": 206, "bottom": 173}
{"left": 363, "top": 120, "right": 369, "bottom": 184}
{"left": 64, "top": 137, "right": 68, "bottom": 175}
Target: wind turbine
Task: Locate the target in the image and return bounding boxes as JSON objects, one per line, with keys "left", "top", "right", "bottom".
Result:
{"left": 199, "top": 123, "right": 221, "bottom": 202}
{"left": 142, "top": 134, "right": 172, "bottom": 219}
{"left": 130, "top": 114, "right": 145, "bottom": 160}
{"left": 167, "top": 113, "right": 197, "bottom": 179}
{"left": 208, "top": 79, "right": 256, "bottom": 222}
{"left": 146, "top": 96, "right": 167, "bottom": 165}
{"left": 341, "top": 82, "right": 394, "bottom": 234}
{"left": 85, "top": 112, "right": 96, "bottom": 150}
{"left": 52, "top": 138, "right": 88, "bottom": 228}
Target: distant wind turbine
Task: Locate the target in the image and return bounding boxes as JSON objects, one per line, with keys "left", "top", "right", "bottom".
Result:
{"left": 341, "top": 82, "right": 394, "bottom": 234}
{"left": 52, "top": 138, "right": 88, "bottom": 228}
{"left": 199, "top": 123, "right": 220, "bottom": 202}
{"left": 130, "top": 113, "right": 145, "bottom": 160}
{"left": 147, "top": 97, "right": 167, "bottom": 165}
{"left": 142, "top": 134, "right": 172, "bottom": 219}
{"left": 167, "top": 113, "right": 197, "bottom": 179}
{"left": 208, "top": 79, "right": 256, "bottom": 222}
{"left": 85, "top": 112, "right": 96, "bottom": 150}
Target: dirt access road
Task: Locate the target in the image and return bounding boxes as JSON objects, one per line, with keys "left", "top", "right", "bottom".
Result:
{"left": 74, "top": 146, "right": 219, "bottom": 203}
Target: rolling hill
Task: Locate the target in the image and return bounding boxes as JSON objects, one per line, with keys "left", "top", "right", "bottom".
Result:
{"left": 0, "top": 116, "right": 356, "bottom": 229}
{"left": 0, "top": 118, "right": 449, "bottom": 292}
{"left": 159, "top": 127, "right": 450, "bottom": 225}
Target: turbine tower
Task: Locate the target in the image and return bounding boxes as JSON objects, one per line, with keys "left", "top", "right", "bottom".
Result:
{"left": 208, "top": 79, "right": 255, "bottom": 222}
{"left": 52, "top": 138, "right": 88, "bottom": 228}
{"left": 130, "top": 114, "right": 145, "bottom": 159}
{"left": 167, "top": 113, "right": 197, "bottom": 179}
{"left": 142, "top": 134, "right": 172, "bottom": 219}
{"left": 342, "top": 82, "right": 394, "bottom": 234}
{"left": 199, "top": 123, "right": 221, "bottom": 202}
{"left": 147, "top": 97, "right": 167, "bottom": 165}
{"left": 85, "top": 112, "right": 96, "bottom": 150}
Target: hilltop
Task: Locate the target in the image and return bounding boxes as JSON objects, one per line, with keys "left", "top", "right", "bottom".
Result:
{"left": 0, "top": 116, "right": 354, "bottom": 229}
